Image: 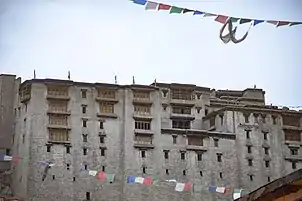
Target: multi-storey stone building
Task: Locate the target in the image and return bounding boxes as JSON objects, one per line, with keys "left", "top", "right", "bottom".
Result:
{"left": 7, "top": 77, "right": 302, "bottom": 201}
{"left": 0, "top": 74, "right": 21, "bottom": 196}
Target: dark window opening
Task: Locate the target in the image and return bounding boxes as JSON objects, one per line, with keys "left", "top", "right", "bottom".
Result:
{"left": 82, "top": 119, "right": 87, "bottom": 128}
{"left": 102, "top": 166, "right": 105, "bottom": 172}
{"left": 265, "top": 161, "right": 270, "bottom": 168}
{"left": 83, "top": 134, "right": 88, "bottom": 142}
{"left": 248, "top": 159, "right": 253, "bottom": 166}
{"left": 249, "top": 175, "right": 254, "bottom": 181}
{"left": 205, "top": 109, "right": 208, "bottom": 116}
{"left": 83, "top": 148, "right": 87, "bottom": 155}
{"left": 217, "top": 154, "right": 222, "bottom": 162}
{"left": 101, "top": 149, "right": 106, "bottom": 156}
{"left": 66, "top": 146, "right": 70, "bottom": 154}
{"left": 182, "top": 170, "right": 186, "bottom": 176}
{"left": 172, "top": 136, "right": 177, "bottom": 144}
{"left": 81, "top": 90, "right": 87, "bottom": 99}
{"left": 263, "top": 132, "right": 268, "bottom": 140}
{"left": 197, "top": 153, "right": 202, "bottom": 161}
{"left": 100, "top": 136, "right": 105, "bottom": 143}
{"left": 219, "top": 172, "right": 223, "bottom": 178}
{"left": 141, "top": 150, "right": 145, "bottom": 158}
{"left": 165, "top": 169, "right": 169, "bottom": 175}
{"left": 52, "top": 175, "right": 55, "bottom": 180}
{"left": 268, "top": 177, "right": 271, "bottom": 182}
{"left": 5, "top": 149, "right": 10, "bottom": 156}
{"left": 84, "top": 164, "right": 88, "bottom": 170}
{"left": 73, "top": 177, "right": 76, "bottom": 181}
{"left": 244, "top": 113, "right": 250, "bottom": 123}
{"left": 199, "top": 171, "right": 203, "bottom": 177}
{"left": 99, "top": 121, "right": 104, "bottom": 129}
{"left": 245, "top": 130, "right": 251, "bottom": 139}
{"left": 214, "top": 139, "right": 219, "bottom": 147}
{"left": 181, "top": 152, "right": 186, "bottom": 160}
{"left": 164, "top": 151, "right": 169, "bottom": 159}
{"left": 247, "top": 146, "right": 252, "bottom": 154}
{"left": 142, "top": 167, "right": 146, "bottom": 174}
{"left": 290, "top": 148, "right": 298, "bottom": 155}
{"left": 86, "top": 192, "right": 90, "bottom": 201}
{"left": 82, "top": 106, "right": 87, "bottom": 114}
{"left": 292, "top": 162, "right": 297, "bottom": 169}
{"left": 172, "top": 120, "right": 190, "bottom": 129}
{"left": 67, "top": 163, "right": 70, "bottom": 170}
{"left": 47, "top": 145, "right": 51, "bottom": 153}
{"left": 264, "top": 147, "right": 269, "bottom": 155}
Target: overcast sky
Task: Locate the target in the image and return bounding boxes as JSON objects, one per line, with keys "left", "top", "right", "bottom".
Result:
{"left": 0, "top": 0, "right": 301, "bottom": 107}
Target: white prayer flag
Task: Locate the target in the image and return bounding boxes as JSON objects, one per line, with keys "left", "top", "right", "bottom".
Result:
{"left": 233, "top": 189, "right": 242, "bottom": 200}
{"left": 166, "top": 179, "right": 177, "bottom": 183}
{"left": 216, "top": 187, "right": 226, "bottom": 193}
{"left": 175, "top": 183, "right": 185, "bottom": 192}
{"left": 88, "top": 170, "right": 98, "bottom": 176}
{"left": 134, "top": 177, "right": 144, "bottom": 184}
{"left": 4, "top": 156, "right": 12, "bottom": 161}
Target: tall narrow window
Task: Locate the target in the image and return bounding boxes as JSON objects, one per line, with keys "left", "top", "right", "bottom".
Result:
{"left": 199, "top": 171, "right": 203, "bottom": 177}
{"left": 66, "top": 146, "right": 70, "bottom": 154}
{"left": 263, "top": 131, "right": 268, "bottom": 140}
{"left": 264, "top": 147, "right": 269, "bottom": 155}
{"left": 172, "top": 136, "right": 177, "bottom": 144}
{"left": 83, "top": 134, "right": 88, "bottom": 142}
{"left": 102, "top": 166, "right": 105, "bottom": 172}
{"left": 245, "top": 130, "right": 251, "bottom": 139}
{"left": 165, "top": 169, "right": 169, "bottom": 175}
{"left": 82, "top": 119, "right": 87, "bottom": 127}
{"left": 247, "top": 146, "right": 252, "bottom": 154}
{"left": 214, "top": 139, "right": 219, "bottom": 147}
{"left": 290, "top": 148, "right": 298, "bottom": 155}
{"left": 248, "top": 159, "right": 253, "bottom": 166}
{"left": 100, "top": 136, "right": 105, "bottom": 144}
{"left": 142, "top": 167, "right": 146, "bottom": 174}
{"left": 217, "top": 154, "right": 222, "bottom": 162}
{"left": 265, "top": 161, "right": 270, "bottom": 168}
{"left": 83, "top": 148, "right": 87, "bottom": 155}
{"left": 164, "top": 151, "right": 169, "bottom": 159}
{"left": 86, "top": 192, "right": 90, "bottom": 201}
{"left": 100, "top": 148, "right": 106, "bottom": 156}
{"left": 141, "top": 150, "right": 146, "bottom": 158}
{"left": 182, "top": 170, "right": 186, "bottom": 176}
{"left": 292, "top": 162, "right": 297, "bottom": 170}
{"left": 82, "top": 105, "right": 87, "bottom": 114}
{"left": 180, "top": 152, "right": 186, "bottom": 160}
{"left": 219, "top": 172, "right": 223, "bottom": 178}
{"left": 267, "top": 177, "right": 271, "bottom": 182}
{"left": 81, "top": 89, "right": 87, "bottom": 98}
{"left": 99, "top": 121, "right": 104, "bottom": 129}
{"left": 197, "top": 153, "right": 203, "bottom": 161}
{"left": 249, "top": 175, "right": 254, "bottom": 181}
{"left": 46, "top": 145, "right": 51, "bottom": 153}
{"left": 5, "top": 149, "right": 10, "bottom": 156}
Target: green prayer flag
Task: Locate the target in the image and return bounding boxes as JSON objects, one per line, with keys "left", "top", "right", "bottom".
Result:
{"left": 230, "top": 18, "right": 239, "bottom": 23}
{"left": 170, "top": 6, "right": 183, "bottom": 14}
{"left": 240, "top": 18, "right": 252, "bottom": 24}
{"left": 152, "top": 179, "right": 159, "bottom": 186}
{"left": 106, "top": 174, "right": 115, "bottom": 183}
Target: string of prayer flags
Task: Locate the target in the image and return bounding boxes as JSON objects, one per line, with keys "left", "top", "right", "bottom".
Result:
{"left": 0, "top": 154, "right": 21, "bottom": 163}
{"left": 131, "top": 0, "right": 302, "bottom": 43}
{"left": 97, "top": 171, "right": 115, "bottom": 183}
{"left": 175, "top": 182, "right": 191, "bottom": 192}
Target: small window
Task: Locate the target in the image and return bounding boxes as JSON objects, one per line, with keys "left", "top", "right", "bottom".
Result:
{"left": 99, "top": 121, "right": 104, "bottom": 129}
{"left": 264, "top": 147, "right": 269, "bottom": 155}
{"left": 263, "top": 131, "right": 268, "bottom": 140}
{"left": 165, "top": 169, "right": 169, "bottom": 175}
{"left": 162, "top": 90, "right": 168, "bottom": 97}
{"left": 102, "top": 166, "right": 105, "bottom": 172}
{"left": 265, "top": 161, "right": 270, "bottom": 168}
{"left": 247, "top": 146, "right": 252, "bottom": 154}
{"left": 219, "top": 172, "right": 223, "bottom": 178}
{"left": 66, "top": 163, "right": 70, "bottom": 170}
{"left": 162, "top": 105, "right": 167, "bottom": 111}
{"left": 5, "top": 149, "right": 10, "bottom": 156}
{"left": 267, "top": 177, "right": 271, "bottom": 182}
{"left": 164, "top": 151, "right": 169, "bottom": 159}
{"left": 290, "top": 148, "right": 298, "bottom": 155}
{"left": 81, "top": 90, "right": 87, "bottom": 99}
{"left": 83, "top": 148, "right": 87, "bottom": 155}
{"left": 172, "top": 136, "right": 177, "bottom": 144}
{"left": 100, "top": 136, "right": 105, "bottom": 144}
{"left": 66, "top": 146, "right": 70, "bottom": 154}
{"left": 245, "top": 130, "right": 251, "bottom": 139}
{"left": 249, "top": 175, "right": 254, "bottom": 181}
{"left": 82, "top": 105, "right": 87, "bottom": 114}
{"left": 248, "top": 159, "right": 253, "bottom": 166}
{"left": 180, "top": 152, "right": 185, "bottom": 160}
{"left": 52, "top": 175, "right": 55, "bottom": 180}
{"left": 142, "top": 167, "right": 146, "bottom": 174}
{"left": 292, "top": 162, "right": 297, "bottom": 169}
{"left": 196, "top": 107, "right": 201, "bottom": 114}
{"left": 141, "top": 150, "right": 145, "bottom": 158}
{"left": 182, "top": 170, "right": 186, "bottom": 176}
{"left": 86, "top": 192, "right": 90, "bottom": 201}
{"left": 205, "top": 109, "right": 208, "bottom": 116}
{"left": 197, "top": 153, "right": 202, "bottom": 161}
{"left": 272, "top": 116, "right": 277, "bottom": 125}
{"left": 82, "top": 119, "right": 87, "bottom": 127}
{"left": 46, "top": 145, "right": 51, "bottom": 153}
{"left": 100, "top": 148, "right": 106, "bottom": 156}
{"left": 84, "top": 164, "right": 88, "bottom": 170}
{"left": 214, "top": 139, "right": 219, "bottom": 147}
{"left": 244, "top": 113, "right": 249, "bottom": 123}
{"left": 217, "top": 154, "right": 222, "bottom": 162}
{"left": 199, "top": 171, "right": 203, "bottom": 176}
{"left": 83, "top": 134, "right": 88, "bottom": 142}
{"left": 73, "top": 177, "right": 76, "bottom": 182}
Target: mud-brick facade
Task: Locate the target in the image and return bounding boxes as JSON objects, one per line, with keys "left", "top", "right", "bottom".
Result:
{"left": 6, "top": 78, "right": 302, "bottom": 201}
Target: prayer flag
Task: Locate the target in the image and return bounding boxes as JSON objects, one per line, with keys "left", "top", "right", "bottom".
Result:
{"left": 175, "top": 183, "right": 185, "bottom": 192}
{"left": 135, "top": 177, "right": 144, "bottom": 184}
{"left": 127, "top": 176, "right": 135, "bottom": 183}
{"left": 158, "top": 4, "right": 171, "bottom": 10}
{"left": 182, "top": 8, "right": 194, "bottom": 14}
{"left": 170, "top": 6, "right": 183, "bottom": 14}
{"left": 290, "top": 22, "right": 302, "bottom": 26}
{"left": 277, "top": 21, "right": 290, "bottom": 27}
{"left": 97, "top": 172, "right": 107, "bottom": 181}
{"left": 209, "top": 185, "right": 216, "bottom": 192}
{"left": 216, "top": 187, "right": 226, "bottom": 193}
{"left": 253, "top": 20, "right": 265, "bottom": 26}
{"left": 133, "top": 0, "right": 147, "bottom": 5}
{"left": 145, "top": 1, "right": 158, "bottom": 10}
{"left": 233, "top": 189, "right": 242, "bottom": 200}
{"left": 193, "top": 11, "right": 203, "bottom": 15}
{"left": 143, "top": 177, "right": 153, "bottom": 186}
{"left": 215, "top": 15, "right": 228, "bottom": 24}
{"left": 88, "top": 170, "right": 98, "bottom": 176}
{"left": 107, "top": 174, "right": 115, "bottom": 183}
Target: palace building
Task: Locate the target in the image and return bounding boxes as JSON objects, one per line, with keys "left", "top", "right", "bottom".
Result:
{"left": 0, "top": 75, "right": 301, "bottom": 201}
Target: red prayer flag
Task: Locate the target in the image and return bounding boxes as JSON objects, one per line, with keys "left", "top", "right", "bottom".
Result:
{"left": 184, "top": 183, "right": 192, "bottom": 191}
{"left": 158, "top": 4, "right": 171, "bottom": 10}
{"left": 225, "top": 188, "right": 232, "bottom": 194}
{"left": 143, "top": 177, "right": 153, "bottom": 186}
{"left": 12, "top": 156, "right": 20, "bottom": 163}
{"left": 277, "top": 21, "right": 290, "bottom": 27}
{"left": 215, "top": 15, "right": 229, "bottom": 24}
{"left": 97, "top": 172, "right": 107, "bottom": 181}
